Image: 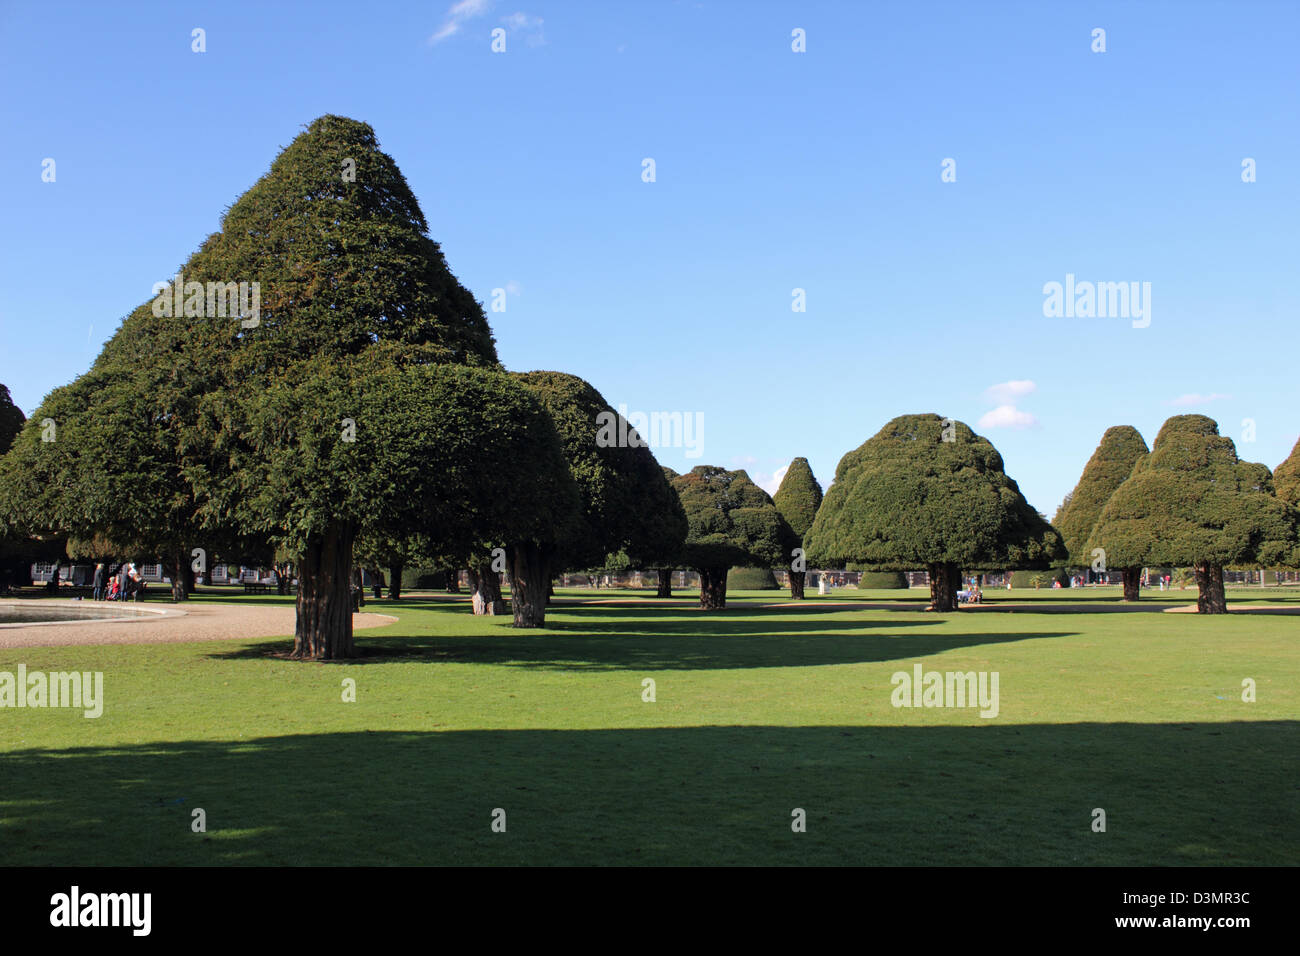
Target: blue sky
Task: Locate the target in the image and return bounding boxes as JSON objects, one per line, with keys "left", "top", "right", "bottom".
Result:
{"left": 1, "top": 0, "right": 1296, "bottom": 515}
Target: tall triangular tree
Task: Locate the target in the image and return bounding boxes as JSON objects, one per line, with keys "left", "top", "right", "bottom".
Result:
{"left": 804, "top": 414, "right": 1065, "bottom": 611}
{"left": 772, "top": 457, "right": 823, "bottom": 599}
{"left": 1053, "top": 425, "right": 1149, "bottom": 600}
{"left": 1085, "top": 415, "right": 1298, "bottom": 613}
{"left": 0, "top": 116, "right": 574, "bottom": 657}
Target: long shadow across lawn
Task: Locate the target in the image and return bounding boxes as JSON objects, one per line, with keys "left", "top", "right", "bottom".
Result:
{"left": 4, "top": 721, "right": 1294, "bottom": 866}
{"left": 207, "top": 603, "right": 1076, "bottom": 670}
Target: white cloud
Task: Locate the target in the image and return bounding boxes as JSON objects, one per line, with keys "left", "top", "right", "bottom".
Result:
{"left": 501, "top": 11, "right": 546, "bottom": 46}
{"left": 1165, "top": 392, "right": 1231, "bottom": 407}
{"left": 984, "top": 379, "right": 1037, "bottom": 405}
{"left": 761, "top": 464, "right": 790, "bottom": 496}
{"left": 977, "top": 405, "right": 1039, "bottom": 430}
{"left": 430, "top": 0, "right": 492, "bottom": 44}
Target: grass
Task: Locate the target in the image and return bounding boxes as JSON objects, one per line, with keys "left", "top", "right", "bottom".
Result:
{"left": 1, "top": 587, "right": 1297, "bottom": 865}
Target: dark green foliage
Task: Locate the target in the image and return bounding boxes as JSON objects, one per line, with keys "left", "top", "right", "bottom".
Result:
{"left": 1085, "top": 415, "right": 1299, "bottom": 571}
{"left": 0, "top": 385, "right": 43, "bottom": 588}
{"left": 772, "top": 457, "right": 823, "bottom": 539}
{"left": 855, "top": 571, "right": 908, "bottom": 589}
{"left": 183, "top": 114, "right": 497, "bottom": 374}
{"left": 243, "top": 360, "right": 578, "bottom": 558}
{"left": 0, "top": 363, "right": 236, "bottom": 599}
{"left": 671, "top": 466, "right": 798, "bottom": 571}
{"left": 804, "top": 414, "right": 1065, "bottom": 571}
{"left": 1275, "top": 437, "right": 1300, "bottom": 508}
{"left": 1053, "top": 426, "right": 1149, "bottom": 566}
{"left": 513, "top": 371, "right": 686, "bottom": 572}
{"left": 171, "top": 116, "right": 503, "bottom": 546}
{"left": 0, "top": 385, "right": 23, "bottom": 455}
{"left": 727, "top": 567, "right": 780, "bottom": 589}
{"left": 399, "top": 568, "right": 447, "bottom": 591}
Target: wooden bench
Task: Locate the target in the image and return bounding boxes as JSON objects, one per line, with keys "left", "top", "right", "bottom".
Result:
{"left": 243, "top": 582, "right": 271, "bottom": 594}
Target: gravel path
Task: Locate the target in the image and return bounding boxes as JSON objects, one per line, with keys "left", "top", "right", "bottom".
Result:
{"left": 0, "top": 603, "right": 397, "bottom": 649}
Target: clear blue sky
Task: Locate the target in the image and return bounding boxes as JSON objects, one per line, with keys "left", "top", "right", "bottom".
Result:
{"left": 2, "top": 0, "right": 1296, "bottom": 515}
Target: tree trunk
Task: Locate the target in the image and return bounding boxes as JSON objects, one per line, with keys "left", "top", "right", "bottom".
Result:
{"left": 445, "top": 569, "right": 461, "bottom": 593}
{"left": 789, "top": 569, "right": 806, "bottom": 600}
{"left": 468, "top": 564, "right": 507, "bottom": 615}
{"left": 656, "top": 568, "right": 673, "bottom": 598}
{"left": 1195, "top": 563, "right": 1228, "bottom": 614}
{"left": 388, "top": 561, "right": 403, "bottom": 601}
{"left": 162, "top": 548, "right": 189, "bottom": 602}
{"left": 1121, "top": 567, "right": 1141, "bottom": 602}
{"left": 698, "top": 566, "right": 728, "bottom": 610}
{"left": 293, "top": 524, "right": 357, "bottom": 659}
{"left": 926, "top": 562, "right": 960, "bottom": 612}
{"left": 508, "top": 542, "right": 550, "bottom": 628}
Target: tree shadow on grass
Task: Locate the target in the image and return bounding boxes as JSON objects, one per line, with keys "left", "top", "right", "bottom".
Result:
{"left": 3, "top": 721, "right": 1294, "bottom": 866}
{"left": 207, "top": 625, "right": 1075, "bottom": 670}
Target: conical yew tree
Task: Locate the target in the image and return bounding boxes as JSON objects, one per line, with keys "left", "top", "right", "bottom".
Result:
{"left": 0, "top": 116, "right": 566, "bottom": 658}
{"left": 772, "top": 457, "right": 823, "bottom": 599}
{"left": 804, "top": 414, "right": 1064, "bottom": 611}
{"left": 1053, "top": 426, "right": 1149, "bottom": 600}
{"left": 171, "top": 116, "right": 509, "bottom": 655}
{"left": 1084, "top": 415, "right": 1299, "bottom": 613}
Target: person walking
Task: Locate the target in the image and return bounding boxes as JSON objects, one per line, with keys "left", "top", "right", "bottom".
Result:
{"left": 92, "top": 562, "right": 106, "bottom": 601}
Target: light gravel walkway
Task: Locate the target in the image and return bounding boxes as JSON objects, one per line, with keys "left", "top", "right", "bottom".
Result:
{"left": 0, "top": 602, "right": 397, "bottom": 649}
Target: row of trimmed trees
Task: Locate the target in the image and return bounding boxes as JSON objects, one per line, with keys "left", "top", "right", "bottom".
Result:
{"left": 1055, "top": 418, "right": 1299, "bottom": 613}
{"left": 1, "top": 116, "right": 1297, "bottom": 660}
{"left": 798, "top": 414, "right": 1300, "bottom": 614}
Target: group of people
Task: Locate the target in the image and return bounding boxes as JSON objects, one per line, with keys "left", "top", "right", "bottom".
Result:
{"left": 91, "top": 562, "right": 146, "bottom": 602}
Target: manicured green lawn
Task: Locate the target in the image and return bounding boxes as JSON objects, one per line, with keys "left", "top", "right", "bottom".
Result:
{"left": 2, "top": 587, "right": 1297, "bottom": 865}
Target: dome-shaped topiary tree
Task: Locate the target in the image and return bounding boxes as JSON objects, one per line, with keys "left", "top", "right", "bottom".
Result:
{"left": 805, "top": 414, "right": 1065, "bottom": 611}
{"left": 670, "top": 466, "right": 797, "bottom": 609}
{"left": 508, "top": 371, "right": 686, "bottom": 627}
